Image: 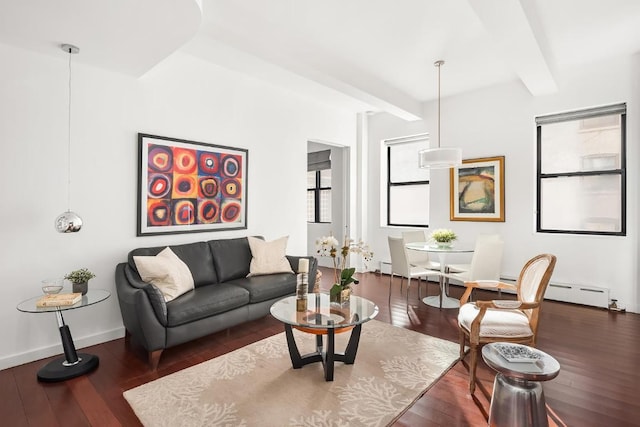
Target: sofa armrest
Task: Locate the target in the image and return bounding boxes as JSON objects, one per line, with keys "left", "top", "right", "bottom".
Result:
{"left": 123, "top": 264, "right": 168, "bottom": 325}
{"left": 115, "top": 263, "right": 169, "bottom": 352}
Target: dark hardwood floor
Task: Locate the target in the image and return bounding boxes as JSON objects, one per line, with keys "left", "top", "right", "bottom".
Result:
{"left": 3, "top": 268, "right": 639, "bottom": 426}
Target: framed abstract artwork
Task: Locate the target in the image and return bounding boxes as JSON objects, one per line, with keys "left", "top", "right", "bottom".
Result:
{"left": 137, "top": 133, "right": 248, "bottom": 236}
{"left": 450, "top": 156, "right": 505, "bottom": 222}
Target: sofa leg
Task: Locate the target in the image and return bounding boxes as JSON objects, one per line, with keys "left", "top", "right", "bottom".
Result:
{"left": 149, "top": 350, "right": 163, "bottom": 370}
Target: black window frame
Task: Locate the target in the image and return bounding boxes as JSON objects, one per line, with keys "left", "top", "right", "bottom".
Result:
{"left": 307, "top": 169, "right": 331, "bottom": 223}
{"left": 536, "top": 103, "right": 627, "bottom": 236}
{"left": 386, "top": 135, "right": 430, "bottom": 228}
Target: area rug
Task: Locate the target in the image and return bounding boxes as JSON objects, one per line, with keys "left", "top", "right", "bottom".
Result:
{"left": 123, "top": 320, "right": 460, "bottom": 427}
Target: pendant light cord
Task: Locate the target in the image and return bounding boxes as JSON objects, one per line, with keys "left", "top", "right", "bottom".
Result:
{"left": 66, "top": 47, "right": 72, "bottom": 211}
{"left": 435, "top": 60, "right": 443, "bottom": 149}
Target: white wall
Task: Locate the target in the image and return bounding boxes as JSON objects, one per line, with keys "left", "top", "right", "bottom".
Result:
{"left": 0, "top": 43, "right": 356, "bottom": 370}
{"left": 368, "top": 53, "right": 639, "bottom": 313}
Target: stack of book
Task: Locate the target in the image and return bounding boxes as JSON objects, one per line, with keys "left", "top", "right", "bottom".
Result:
{"left": 494, "top": 343, "right": 542, "bottom": 363}
{"left": 36, "top": 292, "right": 82, "bottom": 308}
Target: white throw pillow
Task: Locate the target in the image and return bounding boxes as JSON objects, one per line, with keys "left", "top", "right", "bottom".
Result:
{"left": 133, "top": 247, "right": 195, "bottom": 302}
{"left": 247, "top": 236, "right": 294, "bottom": 277}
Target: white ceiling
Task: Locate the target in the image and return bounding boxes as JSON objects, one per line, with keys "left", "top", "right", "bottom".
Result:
{"left": 2, "top": 0, "right": 640, "bottom": 120}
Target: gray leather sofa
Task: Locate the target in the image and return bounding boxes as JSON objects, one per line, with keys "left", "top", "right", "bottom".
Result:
{"left": 114, "top": 236, "right": 317, "bottom": 369}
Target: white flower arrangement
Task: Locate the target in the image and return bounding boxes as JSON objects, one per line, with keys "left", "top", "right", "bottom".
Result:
{"left": 430, "top": 228, "right": 457, "bottom": 243}
{"left": 315, "top": 234, "right": 373, "bottom": 297}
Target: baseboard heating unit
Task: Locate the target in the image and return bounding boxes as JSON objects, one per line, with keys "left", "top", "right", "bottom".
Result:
{"left": 378, "top": 260, "right": 610, "bottom": 309}
{"left": 499, "top": 276, "right": 610, "bottom": 308}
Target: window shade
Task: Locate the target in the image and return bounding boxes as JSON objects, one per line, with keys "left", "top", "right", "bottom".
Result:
{"left": 308, "top": 150, "right": 331, "bottom": 171}
{"left": 536, "top": 103, "right": 626, "bottom": 125}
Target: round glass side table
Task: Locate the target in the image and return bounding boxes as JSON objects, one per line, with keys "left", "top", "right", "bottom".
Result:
{"left": 16, "top": 289, "right": 110, "bottom": 382}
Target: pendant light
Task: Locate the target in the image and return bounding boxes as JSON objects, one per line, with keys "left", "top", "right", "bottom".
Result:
{"left": 418, "top": 60, "right": 462, "bottom": 169}
{"left": 55, "top": 44, "right": 83, "bottom": 233}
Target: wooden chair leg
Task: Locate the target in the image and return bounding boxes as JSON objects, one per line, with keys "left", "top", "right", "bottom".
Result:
{"left": 468, "top": 344, "right": 478, "bottom": 394}
{"left": 459, "top": 330, "right": 467, "bottom": 359}
{"left": 388, "top": 273, "right": 393, "bottom": 304}
{"left": 149, "top": 349, "right": 163, "bottom": 370}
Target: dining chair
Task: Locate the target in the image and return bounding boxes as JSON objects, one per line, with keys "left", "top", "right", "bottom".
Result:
{"left": 457, "top": 253, "right": 557, "bottom": 394}
{"left": 441, "top": 236, "right": 504, "bottom": 298}
{"left": 402, "top": 231, "right": 441, "bottom": 274}
{"left": 387, "top": 236, "right": 440, "bottom": 308}
{"left": 446, "top": 234, "right": 502, "bottom": 274}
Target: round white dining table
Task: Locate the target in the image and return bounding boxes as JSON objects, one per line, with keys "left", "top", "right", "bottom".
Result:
{"left": 405, "top": 242, "right": 474, "bottom": 309}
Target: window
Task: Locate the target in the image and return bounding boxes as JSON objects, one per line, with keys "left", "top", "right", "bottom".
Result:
{"left": 307, "top": 150, "right": 331, "bottom": 223}
{"left": 385, "top": 134, "right": 430, "bottom": 227}
{"left": 536, "top": 103, "right": 626, "bottom": 235}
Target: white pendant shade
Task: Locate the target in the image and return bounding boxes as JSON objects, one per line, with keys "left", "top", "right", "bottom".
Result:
{"left": 418, "top": 147, "right": 462, "bottom": 169}
{"left": 419, "top": 60, "right": 462, "bottom": 169}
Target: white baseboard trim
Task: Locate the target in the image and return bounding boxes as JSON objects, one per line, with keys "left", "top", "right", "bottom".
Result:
{"left": 0, "top": 327, "right": 126, "bottom": 371}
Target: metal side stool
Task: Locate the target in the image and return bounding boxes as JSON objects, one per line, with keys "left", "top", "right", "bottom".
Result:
{"left": 482, "top": 342, "right": 560, "bottom": 427}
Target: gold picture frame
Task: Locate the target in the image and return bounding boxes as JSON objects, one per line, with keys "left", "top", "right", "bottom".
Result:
{"left": 450, "top": 156, "right": 505, "bottom": 222}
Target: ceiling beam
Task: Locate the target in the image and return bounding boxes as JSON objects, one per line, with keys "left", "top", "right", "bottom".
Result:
{"left": 194, "top": 15, "right": 423, "bottom": 121}
{"left": 468, "top": 0, "right": 557, "bottom": 96}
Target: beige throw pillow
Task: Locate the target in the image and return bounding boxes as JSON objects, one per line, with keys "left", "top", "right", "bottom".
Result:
{"left": 247, "top": 236, "right": 294, "bottom": 277}
{"left": 133, "top": 247, "right": 195, "bottom": 302}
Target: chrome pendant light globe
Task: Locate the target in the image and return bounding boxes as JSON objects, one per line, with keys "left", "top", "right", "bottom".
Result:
{"left": 56, "top": 43, "right": 82, "bottom": 233}
{"left": 55, "top": 211, "right": 83, "bottom": 233}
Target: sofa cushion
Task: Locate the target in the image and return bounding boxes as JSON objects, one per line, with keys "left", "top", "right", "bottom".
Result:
{"left": 133, "top": 247, "right": 195, "bottom": 302}
{"left": 166, "top": 283, "right": 250, "bottom": 327}
{"left": 247, "top": 236, "right": 294, "bottom": 277}
{"left": 228, "top": 273, "right": 297, "bottom": 304}
{"left": 208, "top": 237, "right": 256, "bottom": 282}
{"left": 128, "top": 241, "right": 217, "bottom": 287}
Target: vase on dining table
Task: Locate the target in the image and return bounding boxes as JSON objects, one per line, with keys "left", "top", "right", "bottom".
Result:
{"left": 435, "top": 241, "right": 453, "bottom": 249}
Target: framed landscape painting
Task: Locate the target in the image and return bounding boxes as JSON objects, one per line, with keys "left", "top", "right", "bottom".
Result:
{"left": 450, "top": 156, "right": 505, "bottom": 222}
{"left": 137, "top": 133, "right": 248, "bottom": 236}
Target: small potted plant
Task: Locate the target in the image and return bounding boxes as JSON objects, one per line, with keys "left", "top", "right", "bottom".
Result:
{"left": 64, "top": 268, "right": 95, "bottom": 295}
{"left": 430, "top": 229, "right": 457, "bottom": 248}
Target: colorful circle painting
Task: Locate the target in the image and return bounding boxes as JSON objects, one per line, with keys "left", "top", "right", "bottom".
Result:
{"left": 173, "top": 199, "right": 195, "bottom": 225}
{"left": 148, "top": 145, "right": 173, "bottom": 173}
{"left": 199, "top": 177, "right": 219, "bottom": 198}
{"left": 198, "top": 152, "right": 219, "bottom": 175}
{"left": 148, "top": 174, "right": 171, "bottom": 199}
{"left": 140, "top": 135, "right": 247, "bottom": 234}
{"left": 221, "top": 178, "right": 241, "bottom": 198}
{"left": 147, "top": 200, "right": 171, "bottom": 226}
{"left": 173, "top": 148, "right": 197, "bottom": 174}
{"left": 221, "top": 200, "right": 241, "bottom": 222}
{"left": 198, "top": 199, "right": 219, "bottom": 224}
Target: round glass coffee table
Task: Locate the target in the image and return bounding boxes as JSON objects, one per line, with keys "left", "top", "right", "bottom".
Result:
{"left": 16, "top": 289, "right": 110, "bottom": 382}
{"left": 270, "top": 293, "right": 378, "bottom": 381}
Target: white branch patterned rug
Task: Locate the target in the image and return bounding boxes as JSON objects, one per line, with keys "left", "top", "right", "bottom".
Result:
{"left": 123, "top": 320, "right": 460, "bottom": 427}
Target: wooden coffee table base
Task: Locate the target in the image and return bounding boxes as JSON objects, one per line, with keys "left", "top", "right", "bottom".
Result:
{"left": 284, "top": 322, "right": 362, "bottom": 381}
